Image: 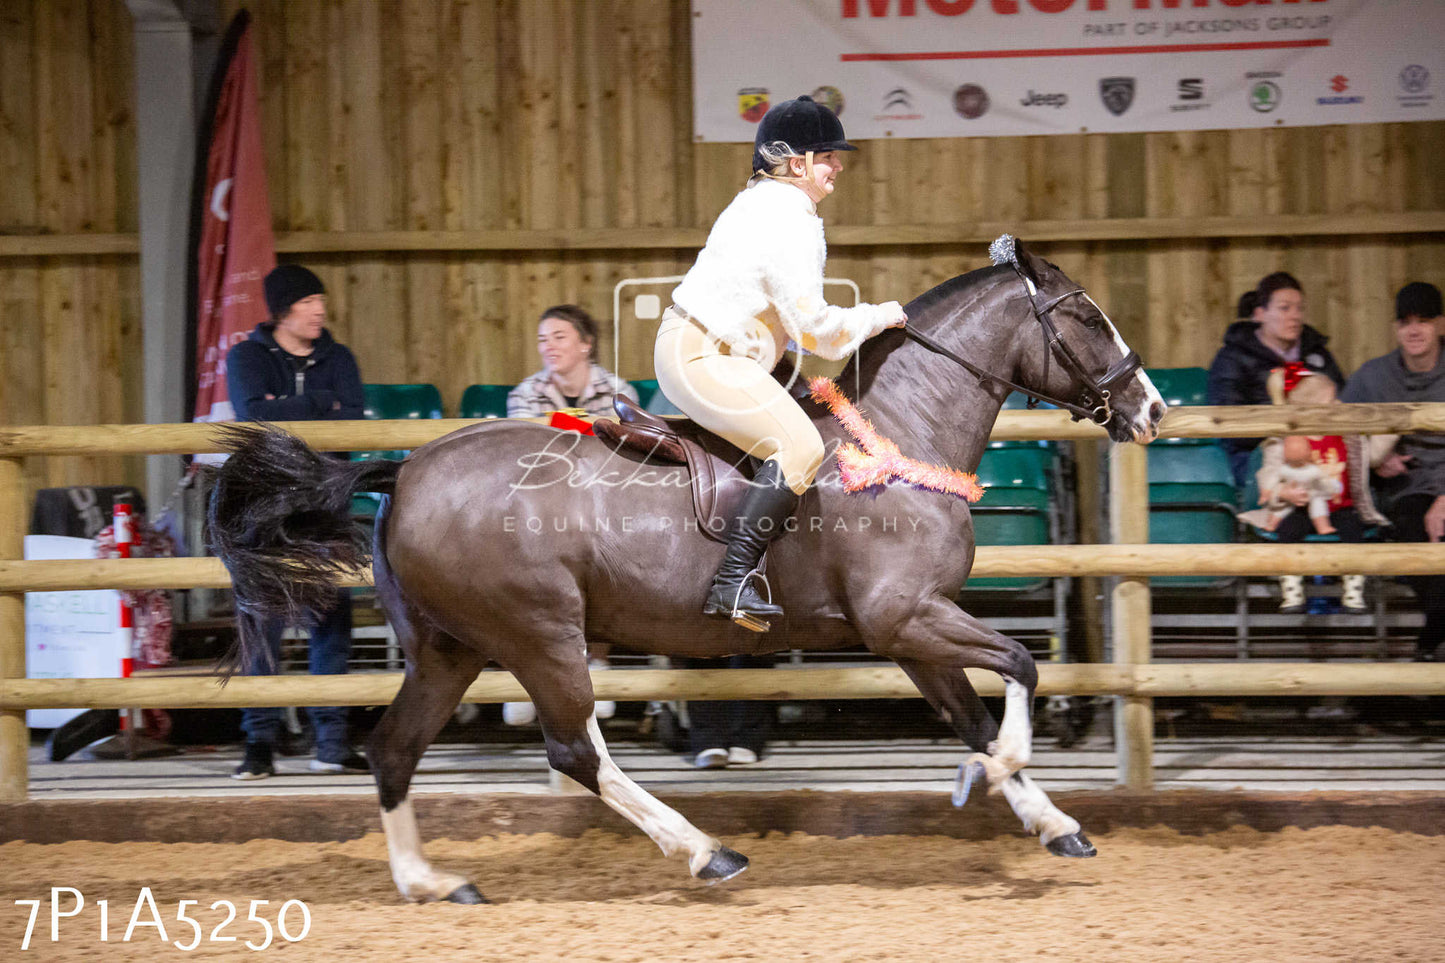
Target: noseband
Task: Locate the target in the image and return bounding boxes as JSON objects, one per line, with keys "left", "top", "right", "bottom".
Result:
{"left": 903, "top": 269, "right": 1141, "bottom": 425}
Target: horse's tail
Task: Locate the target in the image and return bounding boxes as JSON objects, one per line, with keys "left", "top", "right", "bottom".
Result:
{"left": 206, "top": 423, "right": 400, "bottom": 674}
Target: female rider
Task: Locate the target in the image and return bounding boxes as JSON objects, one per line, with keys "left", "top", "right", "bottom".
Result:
{"left": 656, "top": 95, "right": 907, "bottom": 628}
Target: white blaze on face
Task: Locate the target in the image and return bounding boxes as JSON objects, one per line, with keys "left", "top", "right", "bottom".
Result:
{"left": 1084, "top": 293, "right": 1165, "bottom": 442}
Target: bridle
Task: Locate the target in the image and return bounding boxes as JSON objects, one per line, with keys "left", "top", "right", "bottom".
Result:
{"left": 903, "top": 268, "right": 1142, "bottom": 425}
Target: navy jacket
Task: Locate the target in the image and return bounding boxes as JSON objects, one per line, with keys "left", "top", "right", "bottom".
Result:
{"left": 1206, "top": 320, "right": 1346, "bottom": 468}
{"left": 225, "top": 323, "right": 365, "bottom": 422}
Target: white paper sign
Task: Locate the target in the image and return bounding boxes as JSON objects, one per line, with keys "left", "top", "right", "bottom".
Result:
{"left": 24, "top": 535, "right": 127, "bottom": 729}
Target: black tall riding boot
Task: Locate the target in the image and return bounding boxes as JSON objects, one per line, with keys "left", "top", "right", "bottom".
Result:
{"left": 702, "top": 460, "right": 798, "bottom": 630}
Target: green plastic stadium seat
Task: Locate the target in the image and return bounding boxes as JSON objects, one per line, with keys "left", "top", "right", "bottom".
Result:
{"left": 629, "top": 379, "right": 660, "bottom": 409}
{"left": 367, "top": 383, "right": 443, "bottom": 420}
{"left": 351, "top": 384, "right": 444, "bottom": 515}
{"left": 968, "top": 512, "right": 1051, "bottom": 592}
{"left": 968, "top": 448, "right": 1055, "bottom": 591}
{"left": 1148, "top": 505, "right": 1238, "bottom": 587}
{"left": 1145, "top": 367, "right": 1213, "bottom": 445}
{"left": 974, "top": 448, "right": 1052, "bottom": 511}
{"left": 1148, "top": 443, "right": 1236, "bottom": 506}
{"left": 1146, "top": 367, "right": 1209, "bottom": 408}
{"left": 459, "top": 384, "right": 514, "bottom": 419}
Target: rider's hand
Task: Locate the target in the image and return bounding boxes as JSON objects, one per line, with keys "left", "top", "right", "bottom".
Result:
{"left": 880, "top": 301, "right": 908, "bottom": 328}
{"left": 1376, "top": 452, "right": 1414, "bottom": 478}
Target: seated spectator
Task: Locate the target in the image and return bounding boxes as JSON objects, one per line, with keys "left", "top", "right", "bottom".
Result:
{"left": 1341, "top": 282, "right": 1445, "bottom": 661}
{"left": 503, "top": 304, "right": 638, "bottom": 725}
{"left": 1208, "top": 272, "right": 1346, "bottom": 485}
{"left": 224, "top": 264, "right": 369, "bottom": 779}
{"left": 507, "top": 304, "right": 638, "bottom": 418}
{"left": 1239, "top": 366, "right": 1385, "bottom": 613}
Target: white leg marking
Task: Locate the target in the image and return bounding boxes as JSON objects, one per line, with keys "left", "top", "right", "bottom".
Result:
{"left": 1000, "top": 772, "right": 1081, "bottom": 846}
{"left": 584, "top": 716, "right": 722, "bottom": 876}
{"left": 381, "top": 798, "right": 473, "bottom": 902}
{"left": 989, "top": 678, "right": 1033, "bottom": 775}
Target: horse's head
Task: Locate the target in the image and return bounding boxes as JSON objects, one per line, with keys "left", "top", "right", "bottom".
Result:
{"left": 996, "top": 237, "right": 1165, "bottom": 444}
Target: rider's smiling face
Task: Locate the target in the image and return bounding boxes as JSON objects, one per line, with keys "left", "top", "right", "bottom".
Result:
{"left": 537, "top": 316, "right": 593, "bottom": 379}
{"left": 789, "top": 151, "right": 843, "bottom": 199}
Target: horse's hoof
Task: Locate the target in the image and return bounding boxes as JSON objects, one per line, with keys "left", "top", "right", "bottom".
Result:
{"left": 697, "top": 846, "right": 749, "bottom": 883}
{"left": 1045, "top": 832, "right": 1097, "bottom": 858}
{"left": 444, "top": 883, "right": 490, "bottom": 904}
{"left": 952, "top": 760, "right": 988, "bottom": 808}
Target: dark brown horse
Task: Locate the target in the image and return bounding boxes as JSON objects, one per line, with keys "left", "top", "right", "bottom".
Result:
{"left": 209, "top": 238, "right": 1164, "bottom": 903}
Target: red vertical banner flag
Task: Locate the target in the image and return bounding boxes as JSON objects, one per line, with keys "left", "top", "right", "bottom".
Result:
{"left": 193, "top": 11, "right": 275, "bottom": 429}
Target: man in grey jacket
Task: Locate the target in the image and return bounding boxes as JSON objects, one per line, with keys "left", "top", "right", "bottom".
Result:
{"left": 1340, "top": 282, "right": 1445, "bottom": 661}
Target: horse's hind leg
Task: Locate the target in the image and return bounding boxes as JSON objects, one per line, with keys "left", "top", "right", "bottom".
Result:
{"left": 515, "top": 644, "right": 748, "bottom": 882}
{"left": 897, "top": 656, "right": 1095, "bottom": 858}
{"left": 369, "top": 563, "right": 488, "bottom": 901}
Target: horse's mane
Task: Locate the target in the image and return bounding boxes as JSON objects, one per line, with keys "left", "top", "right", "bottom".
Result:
{"left": 903, "top": 262, "right": 1010, "bottom": 326}
{"left": 831, "top": 262, "right": 1010, "bottom": 396}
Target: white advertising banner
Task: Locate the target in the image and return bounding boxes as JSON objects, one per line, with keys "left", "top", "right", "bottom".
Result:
{"left": 24, "top": 535, "right": 127, "bottom": 729}
{"left": 692, "top": 0, "right": 1445, "bottom": 141}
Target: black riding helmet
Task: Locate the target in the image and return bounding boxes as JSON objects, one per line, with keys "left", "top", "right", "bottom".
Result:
{"left": 751, "top": 95, "right": 857, "bottom": 173}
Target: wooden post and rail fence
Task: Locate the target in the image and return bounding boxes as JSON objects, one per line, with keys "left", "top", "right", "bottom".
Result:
{"left": 3, "top": 404, "right": 1445, "bottom": 803}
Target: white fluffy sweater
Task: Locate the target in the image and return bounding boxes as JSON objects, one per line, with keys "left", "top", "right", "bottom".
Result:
{"left": 671, "top": 179, "right": 894, "bottom": 367}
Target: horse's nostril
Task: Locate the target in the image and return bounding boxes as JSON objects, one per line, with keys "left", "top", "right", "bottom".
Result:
{"left": 1149, "top": 401, "right": 1166, "bottom": 425}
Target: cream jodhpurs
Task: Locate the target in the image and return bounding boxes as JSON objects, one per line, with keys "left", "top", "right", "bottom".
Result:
{"left": 653, "top": 308, "right": 824, "bottom": 495}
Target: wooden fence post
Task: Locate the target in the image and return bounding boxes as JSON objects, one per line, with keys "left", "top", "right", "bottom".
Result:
{"left": 0, "top": 457, "right": 26, "bottom": 802}
{"left": 1110, "top": 443, "right": 1153, "bottom": 789}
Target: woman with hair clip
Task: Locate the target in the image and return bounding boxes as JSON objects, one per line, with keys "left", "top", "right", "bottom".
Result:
{"left": 655, "top": 95, "right": 907, "bottom": 629}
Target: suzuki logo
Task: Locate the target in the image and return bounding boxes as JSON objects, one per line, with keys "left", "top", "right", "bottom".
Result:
{"left": 1330, "top": 75, "right": 1349, "bottom": 93}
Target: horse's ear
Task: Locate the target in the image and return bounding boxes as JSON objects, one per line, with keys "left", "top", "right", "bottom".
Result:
{"left": 988, "top": 233, "right": 1045, "bottom": 289}
{"left": 1011, "top": 238, "right": 1046, "bottom": 288}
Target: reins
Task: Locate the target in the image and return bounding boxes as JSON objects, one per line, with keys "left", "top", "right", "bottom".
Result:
{"left": 902, "top": 269, "right": 1141, "bottom": 426}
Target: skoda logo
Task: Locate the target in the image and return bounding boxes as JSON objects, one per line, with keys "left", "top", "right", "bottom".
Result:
{"left": 1250, "top": 80, "right": 1281, "bottom": 113}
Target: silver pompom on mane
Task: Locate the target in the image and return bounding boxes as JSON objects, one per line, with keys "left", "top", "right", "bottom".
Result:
{"left": 988, "top": 234, "right": 1017, "bottom": 267}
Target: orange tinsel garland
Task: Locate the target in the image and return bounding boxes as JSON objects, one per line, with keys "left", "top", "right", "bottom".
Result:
{"left": 808, "top": 377, "right": 984, "bottom": 502}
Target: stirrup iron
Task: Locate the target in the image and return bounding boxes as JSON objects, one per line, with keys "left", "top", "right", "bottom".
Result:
{"left": 729, "top": 567, "right": 773, "bottom": 633}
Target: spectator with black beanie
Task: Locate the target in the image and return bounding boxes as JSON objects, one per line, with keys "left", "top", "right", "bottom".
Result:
{"left": 223, "top": 264, "right": 369, "bottom": 778}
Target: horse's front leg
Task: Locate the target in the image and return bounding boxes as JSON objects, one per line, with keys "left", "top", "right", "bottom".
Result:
{"left": 897, "top": 656, "right": 1095, "bottom": 857}
{"left": 872, "top": 595, "right": 1095, "bottom": 857}
{"left": 871, "top": 595, "right": 1037, "bottom": 778}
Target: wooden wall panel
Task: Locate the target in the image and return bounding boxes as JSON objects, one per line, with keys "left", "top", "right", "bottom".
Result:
{"left": 1, "top": 0, "right": 138, "bottom": 497}
{"left": 1, "top": 0, "right": 1442, "bottom": 507}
